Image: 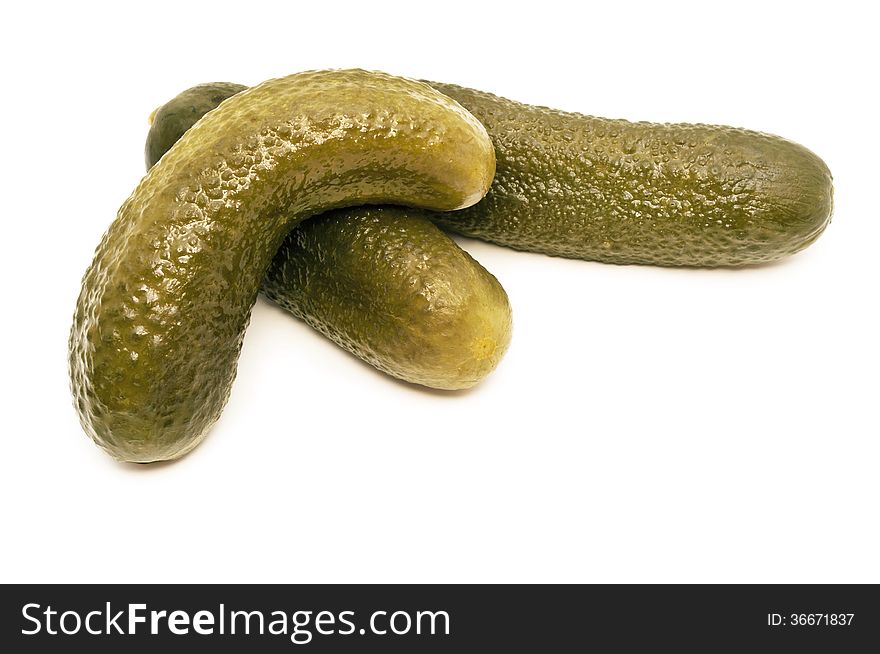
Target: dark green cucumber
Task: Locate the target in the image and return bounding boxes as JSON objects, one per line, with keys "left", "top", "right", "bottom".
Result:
{"left": 429, "top": 82, "right": 833, "bottom": 266}
{"left": 145, "top": 83, "right": 511, "bottom": 392}
{"left": 146, "top": 82, "right": 247, "bottom": 169}
{"left": 264, "top": 207, "right": 511, "bottom": 390}
{"left": 70, "top": 69, "right": 496, "bottom": 463}
{"left": 178, "top": 80, "right": 832, "bottom": 266}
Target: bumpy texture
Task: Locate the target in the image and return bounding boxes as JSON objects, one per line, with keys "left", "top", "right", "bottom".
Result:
{"left": 146, "top": 84, "right": 511, "bottom": 391}
{"left": 176, "top": 80, "right": 833, "bottom": 266}
{"left": 263, "top": 207, "right": 512, "bottom": 389}
{"left": 429, "top": 82, "right": 833, "bottom": 266}
{"left": 70, "top": 69, "right": 496, "bottom": 463}
{"left": 145, "top": 82, "right": 248, "bottom": 169}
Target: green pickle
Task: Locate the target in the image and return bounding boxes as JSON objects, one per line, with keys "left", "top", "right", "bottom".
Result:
{"left": 264, "top": 207, "right": 511, "bottom": 391}
{"left": 429, "top": 82, "right": 832, "bottom": 266}
{"left": 170, "top": 79, "right": 832, "bottom": 266}
{"left": 146, "top": 82, "right": 511, "bottom": 394}
{"left": 70, "top": 70, "right": 496, "bottom": 463}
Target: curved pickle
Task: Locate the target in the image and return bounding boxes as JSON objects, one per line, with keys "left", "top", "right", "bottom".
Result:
{"left": 146, "top": 82, "right": 511, "bottom": 394}
{"left": 70, "top": 69, "right": 495, "bottom": 462}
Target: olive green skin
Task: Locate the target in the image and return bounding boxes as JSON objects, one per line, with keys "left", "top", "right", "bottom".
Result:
{"left": 70, "top": 69, "right": 496, "bottom": 463}
{"left": 146, "top": 84, "right": 510, "bottom": 391}
{"left": 180, "top": 80, "right": 832, "bottom": 266}
{"left": 264, "top": 207, "right": 511, "bottom": 389}
{"left": 145, "top": 82, "right": 247, "bottom": 169}
{"left": 428, "top": 82, "right": 833, "bottom": 266}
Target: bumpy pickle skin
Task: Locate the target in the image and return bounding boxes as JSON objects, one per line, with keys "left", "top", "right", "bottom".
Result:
{"left": 145, "top": 82, "right": 248, "bottom": 170}
{"left": 428, "top": 82, "right": 833, "bottom": 266}
{"left": 262, "top": 207, "right": 511, "bottom": 390}
{"left": 145, "top": 84, "right": 511, "bottom": 391}
{"left": 176, "top": 79, "right": 832, "bottom": 266}
{"left": 70, "top": 70, "right": 496, "bottom": 463}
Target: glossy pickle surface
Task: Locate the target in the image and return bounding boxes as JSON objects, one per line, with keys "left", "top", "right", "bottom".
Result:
{"left": 429, "top": 82, "right": 832, "bottom": 266}
{"left": 146, "top": 82, "right": 511, "bottom": 392}
{"left": 172, "top": 79, "right": 833, "bottom": 266}
{"left": 70, "top": 70, "right": 495, "bottom": 462}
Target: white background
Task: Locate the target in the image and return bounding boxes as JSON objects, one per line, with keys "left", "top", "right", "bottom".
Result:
{"left": 1, "top": 1, "right": 877, "bottom": 583}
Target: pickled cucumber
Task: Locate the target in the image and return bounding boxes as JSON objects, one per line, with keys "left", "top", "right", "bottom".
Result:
{"left": 70, "top": 69, "right": 495, "bottom": 462}
{"left": 145, "top": 83, "right": 511, "bottom": 392}
{"left": 264, "top": 207, "right": 511, "bottom": 390}
{"left": 173, "top": 79, "right": 832, "bottom": 266}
